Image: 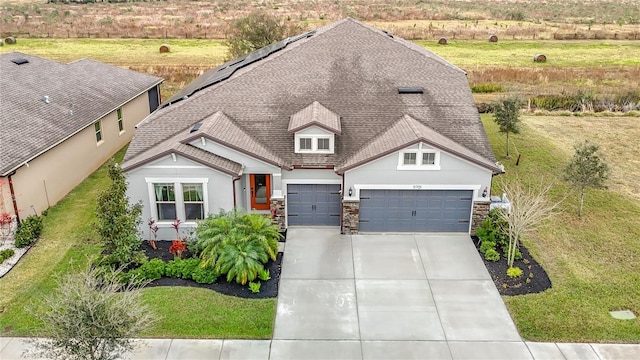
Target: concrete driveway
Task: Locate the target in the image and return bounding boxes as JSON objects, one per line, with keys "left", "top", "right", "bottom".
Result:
{"left": 272, "top": 228, "right": 524, "bottom": 359}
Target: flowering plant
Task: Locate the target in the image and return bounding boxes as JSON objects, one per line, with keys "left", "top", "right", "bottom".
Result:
{"left": 171, "top": 218, "right": 182, "bottom": 241}
{"left": 169, "top": 240, "right": 187, "bottom": 259}
{"left": 147, "top": 218, "right": 158, "bottom": 250}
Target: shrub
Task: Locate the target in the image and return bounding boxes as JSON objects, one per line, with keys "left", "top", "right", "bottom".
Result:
{"left": 191, "top": 265, "right": 218, "bottom": 284}
{"left": 165, "top": 258, "right": 200, "bottom": 279}
{"left": 0, "top": 248, "right": 15, "bottom": 263}
{"left": 479, "top": 240, "right": 496, "bottom": 254}
{"left": 169, "top": 240, "right": 187, "bottom": 259}
{"left": 484, "top": 248, "right": 500, "bottom": 262}
{"left": 137, "top": 258, "right": 165, "bottom": 280}
{"left": 507, "top": 266, "right": 523, "bottom": 278}
{"left": 14, "top": 215, "right": 43, "bottom": 248}
{"left": 258, "top": 268, "right": 271, "bottom": 281}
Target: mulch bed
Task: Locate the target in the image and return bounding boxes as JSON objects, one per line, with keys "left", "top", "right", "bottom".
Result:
{"left": 472, "top": 236, "right": 552, "bottom": 296}
{"left": 139, "top": 241, "right": 282, "bottom": 299}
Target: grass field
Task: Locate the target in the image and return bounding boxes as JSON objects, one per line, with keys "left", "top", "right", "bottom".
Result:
{"left": 484, "top": 115, "right": 640, "bottom": 342}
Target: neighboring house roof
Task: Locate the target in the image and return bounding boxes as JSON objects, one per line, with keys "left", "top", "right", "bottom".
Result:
{"left": 124, "top": 18, "right": 499, "bottom": 173}
{"left": 0, "top": 52, "right": 162, "bottom": 176}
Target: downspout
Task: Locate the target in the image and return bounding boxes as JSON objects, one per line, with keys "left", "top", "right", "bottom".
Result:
{"left": 7, "top": 171, "right": 20, "bottom": 223}
{"left": 340, "top": 172, "right": 345, "bottom": 234}
{"left": 232, "top": 176, "right": 241, "bottom": 208}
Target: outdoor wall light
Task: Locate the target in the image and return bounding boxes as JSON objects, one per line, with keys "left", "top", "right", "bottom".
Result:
{"left": 348, "top": 187, "right": 353, "bottom": 197}
{"left": 482, "top": 186, "right": 488, "bottom": 198}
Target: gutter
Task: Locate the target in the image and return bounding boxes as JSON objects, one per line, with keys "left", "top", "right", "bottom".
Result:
{"left": 1, "top": 81, "right": 163, "bottom": 176}
{"left": 7, "top": 171, "right": 20, "bottom": 223}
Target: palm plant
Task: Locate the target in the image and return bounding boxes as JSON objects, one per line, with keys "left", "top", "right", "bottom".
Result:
{"left": 196, "top": 210, "right": 281, "bottom": 285}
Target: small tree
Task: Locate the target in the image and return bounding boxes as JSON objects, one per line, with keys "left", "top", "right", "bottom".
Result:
{"left": 26, "top": 266, "right": 156, "bottom": 360}
{"left": 95, "top": 160, "right": 144, "bottom": 265}
{"left": 492, "top": 97, "right": 522, "bottom": 158}
{"left": 563, "top": 140, "right": 609, "bottom": 217}
{"left": 225, "top": 11, "right": 304, "bottom": 59}
{"left": 498, "top": 180, "right": 560, "bottom": 273}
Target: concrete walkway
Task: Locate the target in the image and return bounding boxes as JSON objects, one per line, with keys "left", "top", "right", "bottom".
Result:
{"left": 1, "top": 229, "right": 638, "bottom": 359}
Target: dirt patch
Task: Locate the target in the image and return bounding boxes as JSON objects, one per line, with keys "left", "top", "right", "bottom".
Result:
{"left": 473, "top": 236, "right": 552, "bottom": 296}
{"left": 139, "top": 241, "right": 282, "bottom": 299}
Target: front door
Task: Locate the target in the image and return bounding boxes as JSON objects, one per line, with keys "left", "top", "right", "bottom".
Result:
{"left": 250, "top": 174, "right": 271, "bottom": 210}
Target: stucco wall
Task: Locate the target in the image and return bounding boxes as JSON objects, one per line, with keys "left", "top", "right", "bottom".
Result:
{"left": 126, "top": 154, "right": 235, "bottom": 240}
{"left": 344, "top": 148, "right": 493, "bottom": 201}
{"left": 9, "top": 91, "right": 151, "bottom": 219}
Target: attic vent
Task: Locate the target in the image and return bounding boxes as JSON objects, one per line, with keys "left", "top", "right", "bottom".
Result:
{"left": 11, "top": 58, "right": 29, "bottom": 65}
{"left": 398, "top": 87, "right": 424, "bottom": 94}
{"left": 190, "top": 122, "right": 202, "bottom": 133}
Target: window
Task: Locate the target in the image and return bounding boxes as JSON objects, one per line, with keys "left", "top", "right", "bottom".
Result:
{"left": 403, "top": 152, "right": 417, "bottom": 165}
{"left": 398, "top": 144, "right": 440, "bottom": 170}
{"left": 299, "top": 137, "right": 312, "bottom": 150}
{"left": 154, "top": 183, "right": 176, "bottom": 220}
{"left": 317, "top": 138, "right": 330, "bottom": 150}
{"left": 182, "top": 183, "right": 204, "bottom": 220}
{"left": 94, "top": 121, "right": 102, "bottom": 143}
{"left": 117, "top": 108, "right": 124, "bottom": 132}
{"left": 422, "top": 152, "right": 436, "bottom": 165}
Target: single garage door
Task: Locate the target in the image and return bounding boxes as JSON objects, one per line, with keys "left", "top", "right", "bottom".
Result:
{"left": 359, "top": 189, "right": 472, "bottom": 232}
{"left": 287, "top": 184, "right": 341, "bottom": 226}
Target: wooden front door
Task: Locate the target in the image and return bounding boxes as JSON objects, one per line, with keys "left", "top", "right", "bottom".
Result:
{"left": 250, "top": 174, "right": 271, "bottom": 210}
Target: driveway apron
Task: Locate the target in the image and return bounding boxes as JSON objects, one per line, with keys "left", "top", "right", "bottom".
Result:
{"left": 272, "top": 228, "right": 523, "bottom": 359}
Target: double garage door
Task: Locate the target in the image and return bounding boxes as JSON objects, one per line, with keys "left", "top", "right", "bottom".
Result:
{"left": 287, "top": 184, "right": 341, "bottom": 226}
{"left": 359, "top": 189, "right": 473, "bottom": 232}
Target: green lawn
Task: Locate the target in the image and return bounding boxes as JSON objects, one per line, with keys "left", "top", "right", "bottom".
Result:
{"left": 0, "top": 147, "right": 276, "bottom": 338}
{"left": 483, "top": 114, "right": 640, "bottom": 342}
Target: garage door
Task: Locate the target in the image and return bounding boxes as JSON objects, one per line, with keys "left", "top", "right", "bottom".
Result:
{"left": 359, "top": 190, "right": 472, "bottom": 232}
{"left": 287, "top": 184, "right": 341, "bottom": 226}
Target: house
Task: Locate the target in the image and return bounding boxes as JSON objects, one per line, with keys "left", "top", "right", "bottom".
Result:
{"left": 122, "top": 18, "right": 502, "bottom": 238}
{"left": 0, "top": 52, "right": 162, "bottom": 221}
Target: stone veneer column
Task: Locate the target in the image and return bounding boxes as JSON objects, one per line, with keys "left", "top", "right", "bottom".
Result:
{"left": 341, "top": 200, "right": 360, "bottom": 235}
{"left": 270, "top": 197, "right": 286, "bottom": 232}
{"left": 471, "top": 201, "right": 491, "bottom": 235}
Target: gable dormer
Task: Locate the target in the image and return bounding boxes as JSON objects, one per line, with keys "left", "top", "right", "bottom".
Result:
{"left": 288, "top": 101, "right": 340, "bottom": 154}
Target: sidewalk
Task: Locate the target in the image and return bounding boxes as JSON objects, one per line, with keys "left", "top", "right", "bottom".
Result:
{"left": 2, "top": 337, "right": 639, "bottom": 360}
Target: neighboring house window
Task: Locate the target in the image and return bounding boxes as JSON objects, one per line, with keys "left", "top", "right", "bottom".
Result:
{"left": 299, "top": 137, "right": 312, "bottom": 150}
{"left": 94, "top": 121, "right": 103, "bottom": 143}
{"left": 182, "top": 183, "right": 204, "bottom": 220}
{"left": 117, "top": 108, "right": 124, "bottom": 133}
{"left": 154, "top": 183, "right": 176, "bottom": 220}
{"left": 403, "top": 152, "right": 417, "bottom": 165}
{"left": 317, "top": 138, "right": 330, "bottom": 150}
{"left": 398, "top": 144, "right": 440, "bottom": 170}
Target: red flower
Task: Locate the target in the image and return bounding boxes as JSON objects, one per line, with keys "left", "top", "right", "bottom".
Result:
{"left": 169, "top": 240, "right": 187, "bottom": 259}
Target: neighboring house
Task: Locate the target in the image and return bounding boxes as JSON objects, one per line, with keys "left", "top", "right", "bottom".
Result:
{"left": 0, "top": 52, "right": 162, "bottom": 221}
{"left": 122, "top": 18, "right": 502, "bottom": 238}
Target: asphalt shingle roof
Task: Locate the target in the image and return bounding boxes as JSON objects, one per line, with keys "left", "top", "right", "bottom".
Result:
{"left": 0, "top": 52, "right": 162, "bottom": 175}
{"left": 124, "top": 18, "right": 498, "bottom": 173}
{"left": 288, "top": 101, "right": 342, "bottom": 135}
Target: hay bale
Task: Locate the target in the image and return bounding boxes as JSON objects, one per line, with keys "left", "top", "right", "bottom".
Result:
{"left": 4, "top": 36, "right": 16, "bottom": 45}
{"left": 437, "top": 37, "right": 448, "bottom": 45}
{"left": 488, "top": 34, "right": 498, "bottom": 42}
{"left": 159, "top": 44, "right": 171, "bottom": 53}
{"left": 533, "top": 54, "right": 547, "bottom": 63}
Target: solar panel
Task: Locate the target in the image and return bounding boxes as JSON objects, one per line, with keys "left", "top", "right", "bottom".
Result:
{"left": 160, "top": 29, "right": 317, "bottom": 109}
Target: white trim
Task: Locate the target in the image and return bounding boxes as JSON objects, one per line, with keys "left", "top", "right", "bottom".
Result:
{"left": 145, "top": 178, "right": 209, "bottom": 224}
{"left": 188, "top": 138, "right": 280, "bottom": 171}
{"left": 350, "top": 184, "right": 482, "bottom": 201}
{"left": 397, "top": 143, "right": 441, "bottom": 170}
{"left": 282, "top": 179, "right": 342, "bottom": 228}
{"left": 294, "top": 133, "right": 334, "bottom": 154}
{"left": 145, "top": 165, "right": 207, "bottom": 169}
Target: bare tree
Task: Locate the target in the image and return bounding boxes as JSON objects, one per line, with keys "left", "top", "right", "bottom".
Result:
{"left": 26, "top": 266, "right": 156, "bottom": 360}
{"left": 498, "top": 179, "right": 560, "bottom": 272}
{"left": 563, "top": 140, "right": 609, "bottom": 217}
